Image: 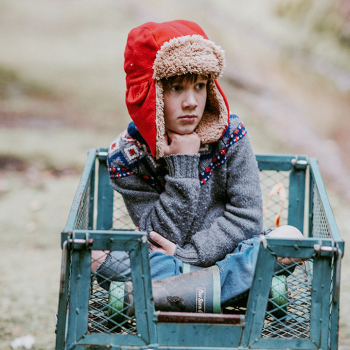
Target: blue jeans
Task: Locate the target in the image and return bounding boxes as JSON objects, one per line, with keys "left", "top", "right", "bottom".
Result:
{"left": 97, "top": 237, "right": 260, "bottom": 304}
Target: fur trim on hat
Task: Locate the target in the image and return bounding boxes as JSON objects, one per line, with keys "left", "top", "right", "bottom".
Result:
{"left": 153, "top": 35, "right": 225, "bottom": 80}
{"left": 153, "top": 35, "right": 228, "bottom": 158}
{"left": 155, "top": 80, "right": 166, "bottom": 158}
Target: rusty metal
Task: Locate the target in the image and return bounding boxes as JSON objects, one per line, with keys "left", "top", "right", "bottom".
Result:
{"left": 155, "top": 311, "right": 245, "bottom": 325}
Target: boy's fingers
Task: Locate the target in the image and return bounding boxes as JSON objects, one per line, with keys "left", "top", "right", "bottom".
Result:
{"left": 149, "top": 231, "right": 163, "bottom": 244}
{"left": 149, "top": 231, "right": 176, "bottom": 255}
{"left": 277, "top": 256, "right": 303, "bottom": 265}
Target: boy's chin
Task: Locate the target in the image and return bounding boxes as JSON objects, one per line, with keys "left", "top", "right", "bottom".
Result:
{"left": 166, "top": 128, "right": 196, "bottom": 135}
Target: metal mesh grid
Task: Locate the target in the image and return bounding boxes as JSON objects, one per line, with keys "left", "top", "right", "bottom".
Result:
{"left": 88, "top": 250, "right": 137, "bottom": 334}
{"left": 261, "top": 260, "right": 313, "bottom": 339}
{"left": 112, "top": 192, "right": 135, "bottom": 230}
{"left": 86, "top": 191, "right": 137, "bottom": 335}
{"left": 259, "top": 170, "right": 290, "bottom": 229}
{"left": 74, "top": 179, "right": 91, "bottom": 230}
{"left": 312, "top": 185, "right": 331, "bottom": 239}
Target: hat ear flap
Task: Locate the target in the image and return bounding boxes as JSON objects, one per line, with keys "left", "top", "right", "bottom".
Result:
{"left": 155, "top": 80, "right": 165, "bottom": 159}
{"left": 195, "top": 79, "right": 229, "bottom": 144}
{"left": 126, "top": 81, "right": 150, "bottom": 105}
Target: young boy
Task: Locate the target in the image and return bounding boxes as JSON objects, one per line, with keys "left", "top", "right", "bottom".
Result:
{"left": 95, "top": 20, "right": 302, "bottom": 311}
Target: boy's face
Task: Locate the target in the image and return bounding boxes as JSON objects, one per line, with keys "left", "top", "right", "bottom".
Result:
{"left": 163, "top": 75, "right": 208, "bottom": 135}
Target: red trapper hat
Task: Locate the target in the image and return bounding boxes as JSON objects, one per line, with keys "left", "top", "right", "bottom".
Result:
{"left": 124, "top": 20, "right": 230, "bottom": 158}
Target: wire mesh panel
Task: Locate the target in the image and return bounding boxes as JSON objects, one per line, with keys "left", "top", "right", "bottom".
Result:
{"left": 74, "top": 179, "right": 91, "bottom": 230}
{"left": 89, "top": 250, "right": 137, "bottom": 335}
{"left": 87, "top": 190, "right": 137, "bottom": 335}
{"left": 112, "top": 192, "right": 135, "bottom": 230}
{"left": 312, "top": 185, "right": 331, "bottom": 239}
{"left": 261, "top": 259, "right": 313, "bottom": 339}
{"left": 259, "top": 170, "right": 290, "bottom": 229}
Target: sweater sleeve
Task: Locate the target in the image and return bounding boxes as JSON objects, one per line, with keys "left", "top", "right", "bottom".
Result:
{"left": 108, "top": 138, "right": 202, "bottom": 245}
{"left": 173, "top": 132, "right": 264, "bottom": 266}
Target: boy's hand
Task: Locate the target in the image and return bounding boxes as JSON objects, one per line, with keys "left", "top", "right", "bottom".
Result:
{"left": 148, "top": 231, "right": 176, "bottom": 255}
{"left": 163, "top": 131, "right": 200, "bottom": 155}
{"left": 91, "top": 250, "right": 108, "bottom": 272}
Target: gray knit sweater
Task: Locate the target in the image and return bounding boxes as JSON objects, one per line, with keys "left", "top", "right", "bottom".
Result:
{"left": 107, "top": 114, "right": 263, "bottom": 267}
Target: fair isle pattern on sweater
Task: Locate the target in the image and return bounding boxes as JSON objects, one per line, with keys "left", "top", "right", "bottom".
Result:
{"left": 199, "top": 121, "right": 246, "bottom": 185}
{"left": 107, "top": 115, "right": 247, "bottom": 187}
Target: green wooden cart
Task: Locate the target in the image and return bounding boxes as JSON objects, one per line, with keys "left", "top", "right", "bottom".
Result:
{"left": 56, "top": 149, "right": 344, "bottom": 350}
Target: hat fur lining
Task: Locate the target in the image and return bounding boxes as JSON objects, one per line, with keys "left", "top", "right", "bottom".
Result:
{"left": 155, "top": 80, "right": 165, "bottom": 158}
{"left": 153, "top": 35, "right": 228, "bottom": 159}
{"left": 153, "top": 35, "right": 225, "bottom": 80}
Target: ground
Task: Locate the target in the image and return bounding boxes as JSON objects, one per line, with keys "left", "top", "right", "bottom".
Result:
{"left": 0, "top": 1, "right": 350, "bottom": 349}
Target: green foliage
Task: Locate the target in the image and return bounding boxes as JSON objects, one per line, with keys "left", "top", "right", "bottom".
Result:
{"left": 275, "top": 0, "right": 313, "bottom": 21}
{"left": 275, "top": 0, "right": 350, "bottom": 47}
{"left": 0, "top": 66, "right": 55, "bottom": 98}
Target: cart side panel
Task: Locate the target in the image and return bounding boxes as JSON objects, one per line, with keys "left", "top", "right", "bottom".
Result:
{"left": 242, "top": 238, "right": 334, "bottom": 349}
{"left": 56, "top": 153, "right": 343, "bottom": 350}
{"left": 57, "top": 150, "right": 96, "bottom": 350}
{"left": 65, "top": 231, "right": 156, "bottom": 348}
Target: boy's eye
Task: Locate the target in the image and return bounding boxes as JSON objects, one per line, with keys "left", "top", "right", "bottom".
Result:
{"left": 170, "top": 85, "right": 182, "bottom": 92}
{"left": 195, "top": 83, "right": 206, "bottom": 90}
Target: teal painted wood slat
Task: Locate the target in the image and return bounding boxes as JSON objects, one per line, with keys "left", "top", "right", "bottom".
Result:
{"left": 288, "top": 167, "right": 306, "bottom": 232}
{"left": 75, "top": 333, "right": 146, "bottom": 347}
{"left": 309, "top": 257, "right": 330, "bottom": 347}
{"left": 96, "top": 151, "right": 114, "bottom": 230}
{"left": 251, "top": 338, "right": 318, "bottom": 349}
{"left": 73, "top": 230, "right": 145, "bottom": 252}
{"left": 156, "top": 323, "right": 243, "bottom": 348}
{"left": 66, "top": 250, "right": 90, "bottom": 348}
{"left": 55, "top": 247, "right": 71, "bottom": 350}
{"left": 139, "top": 233, "right": 157, "bottom": 345}
{"left": 319, "top": 258, "right": 333, "bottom": 350}
{"left": 129, "top": 243, "right": 151, "bottom": 344}
{"left": 241, "top": 243, "right": 276, "bottom": 347}
{"left": 308, "top": 165, "right": 315, "bottom": 238}
{"left": 256, "top": 154, "right": 308, "bottom": 171}
{"left": 88, "top": 159, "right": 95, "bottom": 230}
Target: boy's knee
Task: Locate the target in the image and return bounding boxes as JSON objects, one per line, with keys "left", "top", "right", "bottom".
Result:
{"left": 267, "top": 225, "right": 303, "bottom": 239}
{"left": 96, "top": 251, "right": 132, "bottom": 283}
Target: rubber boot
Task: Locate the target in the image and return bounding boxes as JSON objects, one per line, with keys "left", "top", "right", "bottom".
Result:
{"left": 182, "top": 263, "right": 203, "bottom": 274}
{"left": 223, "top": 276, "right": 289, "bottom": 319}
{"left": 108, "top": 281, "right": 134, "bottom": 324}
{"left": 267, "top": 275, "right": 289, "bottom": 318}
{"left": 108, "top": 266, "right": 221, "bottom": 323}
{"left": 152, "top": 266, "right": 221, "bottom": 313}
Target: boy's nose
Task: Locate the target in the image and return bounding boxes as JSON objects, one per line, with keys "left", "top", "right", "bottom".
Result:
{"left": 182, "top": 90, "right": 198, "bottom": 109}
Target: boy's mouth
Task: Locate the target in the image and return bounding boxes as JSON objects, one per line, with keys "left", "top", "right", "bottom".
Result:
{"left": 179, "top": 115, "right": 197, "bottom": 122}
